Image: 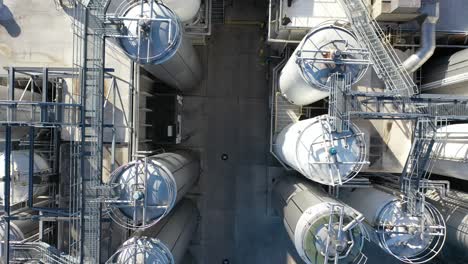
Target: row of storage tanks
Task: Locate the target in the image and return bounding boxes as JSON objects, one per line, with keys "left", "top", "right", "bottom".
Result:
{"left": 2, "top": 1, "right": 468, "bottom": 263}
{"left": 103, "top": 0, "right": 204, "bottom": 262}
{"left": 0, "top": 0, "right": 206, "bottom": 263}
{"left": 269, "top": 17, "right": 468, "bottom": 264}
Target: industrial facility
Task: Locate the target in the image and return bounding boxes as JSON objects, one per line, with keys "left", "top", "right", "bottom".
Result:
{"left": 1, "top": 0, "right": 468, "bottom": 263}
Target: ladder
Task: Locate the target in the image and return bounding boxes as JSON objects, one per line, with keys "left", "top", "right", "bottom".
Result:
{"left": 400, "top": 118, "right": 437, "bottom": 215}
{"left": 338, "top": 0, "right": 417, "bottom": 96}
{"left": 328, "top": 73, "right": 351, "bottom": 133}
{"left": 79, "top": 0, "right": 106, "bottom": 261}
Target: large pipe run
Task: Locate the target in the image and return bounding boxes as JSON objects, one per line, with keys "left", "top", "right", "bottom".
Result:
{"left": 402, "top": 2, "right": 439, "bottom": 73}
{"left": 273, "top": 176, "right": 366, "bottom": 264}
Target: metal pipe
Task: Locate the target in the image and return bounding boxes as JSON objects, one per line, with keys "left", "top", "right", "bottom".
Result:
{"left": 402, "top": 1, "right": 439, "bottom": 73}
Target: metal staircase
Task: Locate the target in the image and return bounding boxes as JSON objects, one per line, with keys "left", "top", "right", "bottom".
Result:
{"left": 338, "top": 0, "right": 417, "bottom": 96}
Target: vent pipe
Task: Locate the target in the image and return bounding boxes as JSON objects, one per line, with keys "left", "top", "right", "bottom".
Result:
{"left": 402, "top": 1, "right": 439, "bottom": 73}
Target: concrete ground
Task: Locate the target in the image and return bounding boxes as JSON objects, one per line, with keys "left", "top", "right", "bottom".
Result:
{"left": 180, "top": 0, "right": 303, "bottom": 263}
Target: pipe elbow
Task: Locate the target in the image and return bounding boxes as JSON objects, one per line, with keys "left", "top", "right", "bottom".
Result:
{"left": 402, "top": 1, "right": 439, "bottom": 74}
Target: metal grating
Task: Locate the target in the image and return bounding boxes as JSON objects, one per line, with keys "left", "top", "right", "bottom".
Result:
{"left": 211, "top": 0, "right": 225, "bottom": 24}
{"left": 338, "top": 0, "right": 418, "bottom": 96}
{"left": 72, "top": 0, "right": 107, "bottom": 262}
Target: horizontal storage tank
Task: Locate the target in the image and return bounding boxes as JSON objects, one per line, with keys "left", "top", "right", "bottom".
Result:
{"left": 107, "top": 151, "right": 199, "bottom": 229}
{"left": 278, "top": 22, "right": 368, "bottom": 106}
{"left": 426, "top": 189, "right": 468, "bottom": 264}
{"left": 116, "top": 1, "right": 202, "bottom": 91}
{"left": 339, "top": 187, "right": 446, "bottom": 263}
{"left": 0, "top": 211, "right": 39, "bottom": 258}
{"left": 273, "top": 176, "right": 367, "bottom": 264}
{"left": 430, "top": 123, "right": 468, "bottom": 180}
{"left": 0, "top": 150, "right": 50, "bottom": 204}
{"left": 421, "top": 49, "right": 468, "bottom": 95}
{"left": 163, "top": 0, "right": 201, "bottom": 23}
{"left": 108, "top": 199, "right": 199, "bottom": 264}
{"left": 274, "top": 115, "right": 367, "bottom": 185}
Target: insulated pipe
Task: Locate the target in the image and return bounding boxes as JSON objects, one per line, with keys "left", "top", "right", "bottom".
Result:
{"left": 402, "top": 2, "right": 439, "bottom": 73}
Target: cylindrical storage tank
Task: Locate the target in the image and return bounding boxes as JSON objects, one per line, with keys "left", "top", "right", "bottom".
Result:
{"left": 272, "top": 176, "right": 367, "bottom": 264}
{"left": 339, "top": 187, "right": 446, "bottom": 263}
{"left": 108, "top": 199, "right": 199, "bottom": 264}
{"left": 278, "top": 22, "right": 368, "bottom": 106}
{"left": 0, "top": 150, "right": 50, "bottom": 204}
{"left": 430, "top": 123, "right": 468, "bottom": 180}
{"left": 116, "top": 1, "right": 202, "bottom": 91}
{"left": 0, "top": 211, "right": 39, "bottom": 258}
{"left": 107, "top": 151, "right": 199, "bottom": 229}
{"left": 274, "top": 115, "right": 367, "bottom": 185}
{"left": 0, "top": 86, "right": 42, "bottom": 140}
{"left": 163, "top": 0, "right": 201, "bottom": 23}
{"left": 421, "top": 49, "right": 468, "bottom": 95}
{"left": 426, "top": 189, "right": 468, "bottom": 264}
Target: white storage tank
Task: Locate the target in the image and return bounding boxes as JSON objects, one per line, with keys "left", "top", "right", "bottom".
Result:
{"left": 339, "top": 187, "right": 446, "bottom": 263}
{"left": 278, "top": 22, "right": 368, "bottom": 106}
{"left": 107, "top": 151, "right": 199, "bottom": 229}
{"left": 421, "top": 49, "right": 468, "bottom": 95}
{"left": 426, "top": 189, "right": 468, "bottom": 264}
{"left": 0, "top": 150, "right": 50, "bottom": 204}
{"left": 430, "top": 123, "right": 468, "bottom": 180}
{"left": 116, "top": 1, "right": 202, "bottom": 91}
{"left": 273, "top": 176, "right": 367, "bottom": 264}
{"left": 163, "top": 0, "right": 201, "bottom": 23}
{"left": 108, "top": 199, "right": 199, "bottom": 264}
{"left": 274, "top": 115, "right": 367, "bottom": 186}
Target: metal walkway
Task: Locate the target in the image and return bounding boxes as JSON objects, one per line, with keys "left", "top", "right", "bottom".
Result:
{"left": 71, "top": 0, "right": 107, "bottom": 262}
{"left": 338, "top": 0, "right": 417, "bottom": 96}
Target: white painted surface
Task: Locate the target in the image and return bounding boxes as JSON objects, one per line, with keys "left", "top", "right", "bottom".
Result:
{"left": 280, "top": 0, "right": 346, "bottom": 29}
{"left": 119, "top": 2, "right": 202, "bottom": 91}
{"left": 431, "top": 123, "right": 468, "bottom": 180}
{"left": 278, "top": 24, "right": 365, "bottom": 106}
{"left": 163, "top": 0, "right": 201, "bottom": 23}
{"left": 274, "top": 115, "right": 365, "bottom": 185}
